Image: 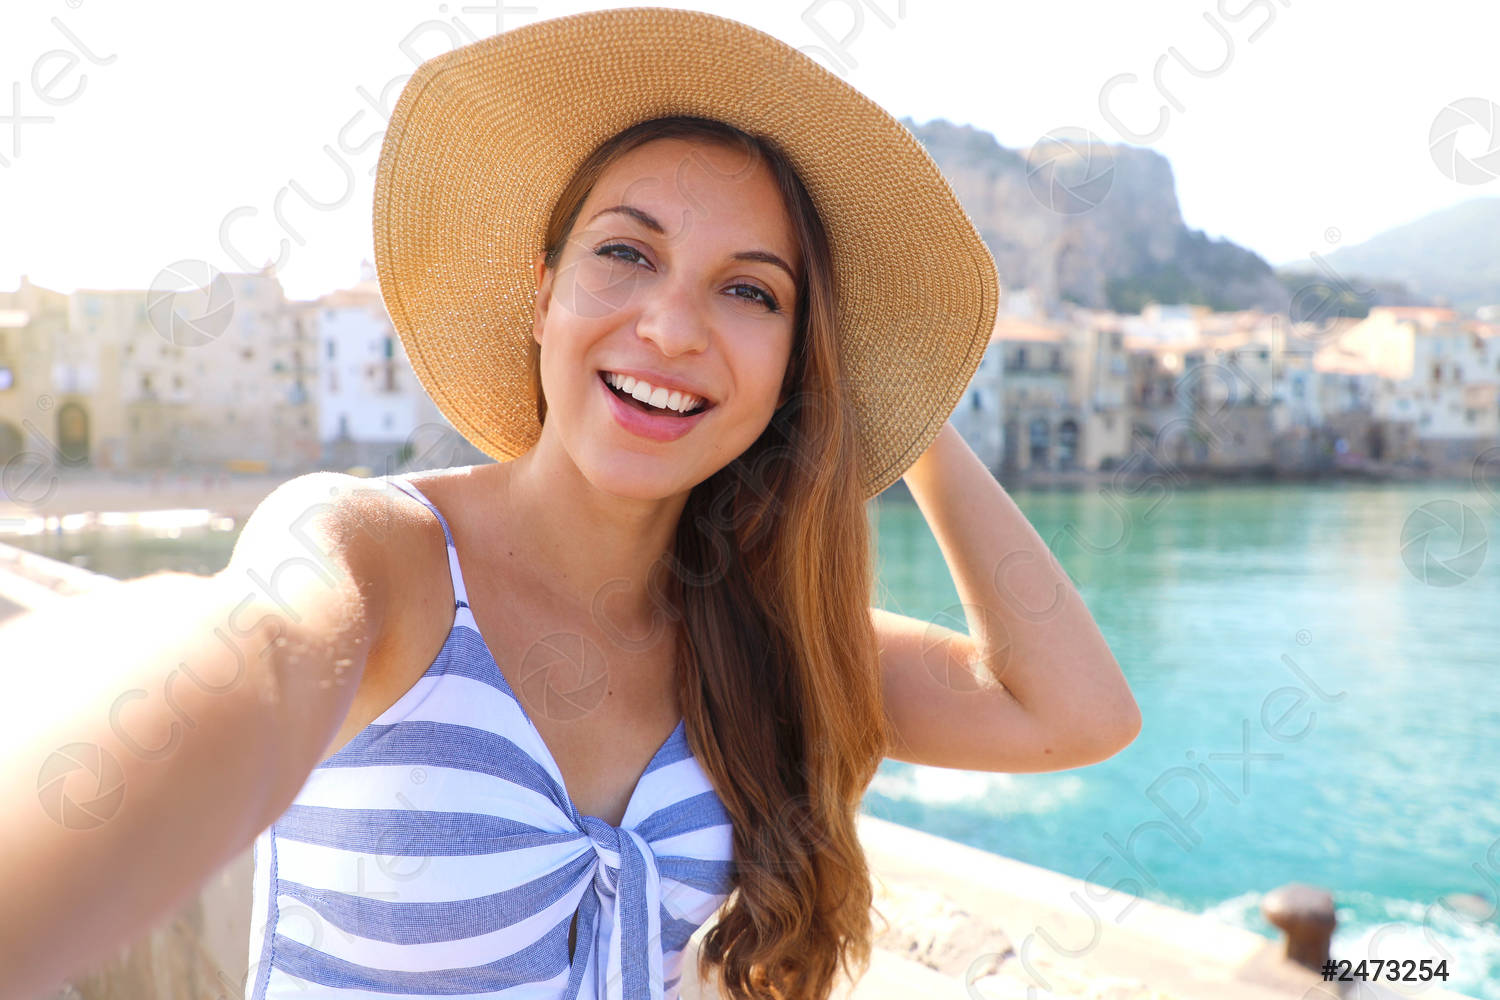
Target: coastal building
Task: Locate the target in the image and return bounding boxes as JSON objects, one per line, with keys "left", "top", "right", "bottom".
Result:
{"left": 76, "top": 286, "right": 169, "bottom": 470}
{"left": 1118, "top": 302, "right": 1210, "bottom": 347}
{"left": 951, "top": 338, "right": 1004, "bottom": 473}
{"left": 993, "top": 316, "right": 1084, "bottom": 474}
{"left": 0, "top": 278, "right": 71, "bottom": 471}
{"left": 310, "top": 261, "right": 487, "bottom": 474}
{"left": 1066, "top": 309, "right": 1132, "bottom": 470}
{"left": 104, "top": 266, "right": 319, "bottom": 473}
{"left": 1184, "top": 314, "right": 1280, "bottom": 471}
{"left": 1327, "top": 306, "right": 1498, "bottom": 470}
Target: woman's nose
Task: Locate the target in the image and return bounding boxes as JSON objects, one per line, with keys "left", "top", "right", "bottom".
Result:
{"left": 634, "top": 278, "right": 710, "bottom": 357}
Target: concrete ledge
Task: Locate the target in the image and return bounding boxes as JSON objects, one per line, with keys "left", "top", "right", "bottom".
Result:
{"left": 0, "top": 539, "right": 120, "bottom": 608}
{"left": 843, "top": 814, "right": 1480, "bottom": 1000}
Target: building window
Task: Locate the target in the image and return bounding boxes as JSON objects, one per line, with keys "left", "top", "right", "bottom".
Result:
{"left": 1015, "top": 347, "right": 1028, "bottom": 370}
{"left": 384, "top": 336, "right": 394, "bottom": 359}
{"left": 327, "top": 340, "right": 336, "bottom": 360}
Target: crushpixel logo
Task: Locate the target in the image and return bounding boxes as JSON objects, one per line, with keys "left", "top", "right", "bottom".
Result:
{"left": 1024, "top": 127, "right": 1116, "bottom": 215}
{"left": 37, "top": 741, "right": 126, "bottom": 829}
{"left": 146, "top": 259, "right": 236, "bottom": 347}
{"left": 517, "top": 631, "right": 611, "bottom": 722}
{"left": 1428, "top": 97, "right": 1500, "bottom": 184}
{"left": 1400, "top": 500, "right": 1488, "bottom": 586}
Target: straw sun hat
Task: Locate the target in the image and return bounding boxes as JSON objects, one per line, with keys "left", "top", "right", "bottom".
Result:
{"left": 372, "top": 5, "right": 999, "bottom": 499}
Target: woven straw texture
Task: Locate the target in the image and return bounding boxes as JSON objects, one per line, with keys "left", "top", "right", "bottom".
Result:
{"left": 372, "top": 6, "right": 999, "bottom": 499}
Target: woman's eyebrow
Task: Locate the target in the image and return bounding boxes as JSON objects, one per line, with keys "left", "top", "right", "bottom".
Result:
{"left": 587, "top": 203, "right": 664, "bottom": 234}
{"left": 586, "top": 203, "right": 798, "bottom": 284}
{"left": 732, "top": 249, "right": 797, "bottom": 284}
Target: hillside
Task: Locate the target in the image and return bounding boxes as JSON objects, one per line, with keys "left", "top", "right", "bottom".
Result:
{"left": 1292, "top": 196, "right": 1500, "bottom": 312}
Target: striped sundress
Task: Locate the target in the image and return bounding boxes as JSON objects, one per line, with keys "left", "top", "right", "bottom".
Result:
{"left": 244, "top": 473, "right": 737, "bottom": 999}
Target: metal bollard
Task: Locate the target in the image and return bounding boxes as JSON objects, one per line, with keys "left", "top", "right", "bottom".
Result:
{"left": 1261, "top": 883, "right": 1336, "bottom": 971}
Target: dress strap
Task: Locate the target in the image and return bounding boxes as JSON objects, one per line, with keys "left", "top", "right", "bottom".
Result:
{"left": 385, "top": 475, "right": 472, "bottom": 610}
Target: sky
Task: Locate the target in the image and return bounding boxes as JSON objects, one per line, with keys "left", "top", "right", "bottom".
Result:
{"left": 2, "top": 0, "right": 1498, "bottom": 302}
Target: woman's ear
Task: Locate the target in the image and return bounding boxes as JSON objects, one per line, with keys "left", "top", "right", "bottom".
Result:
{"left": 532, "top": 252, "right": 552, "bottom": 345}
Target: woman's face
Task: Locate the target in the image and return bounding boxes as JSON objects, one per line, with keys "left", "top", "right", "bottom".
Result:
{"left": 531, "top": 135, "right": 801, "bottom": 500}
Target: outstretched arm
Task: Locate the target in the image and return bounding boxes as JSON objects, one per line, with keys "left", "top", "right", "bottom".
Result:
{"left": 874, "top": 421, "right": 1140, "bottom": 773}
{"left": 0, "top": 471, "right": 391, "bottom": 1000}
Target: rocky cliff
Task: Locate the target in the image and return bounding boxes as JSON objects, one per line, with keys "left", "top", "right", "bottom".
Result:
{"left": 905, "top": 117, "right": 1289, "bottom": 313}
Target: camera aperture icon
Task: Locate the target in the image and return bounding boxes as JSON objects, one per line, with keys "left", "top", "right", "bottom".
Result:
{"left": 1025, "top": 127, "right": 1116, "bottom": 215}
{"left": 37, "top": 741, "right": 126, "bottom": 829}
{"left": 1429, "top": 97, "right": 1500, "bottom": 185}
{"left": 147, "top": 259, "right": 236, "bottom": 347}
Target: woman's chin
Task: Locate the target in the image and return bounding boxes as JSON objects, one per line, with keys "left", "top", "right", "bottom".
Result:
{"left": 584, "top": 456, "right": 698, "bottom": 501}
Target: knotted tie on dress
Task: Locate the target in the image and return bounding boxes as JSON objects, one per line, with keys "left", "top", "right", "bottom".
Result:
{"left": 567, "top": 816, "right": 670, "bottom": 999}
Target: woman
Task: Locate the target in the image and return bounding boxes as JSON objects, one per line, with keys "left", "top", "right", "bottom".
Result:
{"left": 0, "top": 9, "right": 1139, "bottom": 1000}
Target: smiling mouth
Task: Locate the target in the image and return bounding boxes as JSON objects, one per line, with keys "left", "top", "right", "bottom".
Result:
{"left": 597, "top": 371, "right": 712, "bottom": 417}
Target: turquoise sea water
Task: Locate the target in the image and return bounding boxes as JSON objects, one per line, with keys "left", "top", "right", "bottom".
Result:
{"left": 11, "top": 480, "right": 1499, "bottom": 996}
{"left": 868, "top": 480, "right": 1500, "bottom": 999}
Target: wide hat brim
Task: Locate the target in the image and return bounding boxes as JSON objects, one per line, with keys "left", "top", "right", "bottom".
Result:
{"left": 373, "top": 6, "right": 998, "bottom": 499}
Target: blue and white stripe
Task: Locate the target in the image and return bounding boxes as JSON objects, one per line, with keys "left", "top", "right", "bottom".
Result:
{"left": 244, "top": 474, "right": 736, "bottom": 999}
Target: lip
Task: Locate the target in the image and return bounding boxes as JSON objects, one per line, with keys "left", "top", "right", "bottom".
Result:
{"left": 597, "top": 370, "right": 713, "bottom": 443}
{"left": 599, "top": 367, "right": 715, "bottom": 407}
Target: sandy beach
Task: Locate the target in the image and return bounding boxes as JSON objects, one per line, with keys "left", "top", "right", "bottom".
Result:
{"left": 0, "top": 467, "right": 298, "bottom": 527}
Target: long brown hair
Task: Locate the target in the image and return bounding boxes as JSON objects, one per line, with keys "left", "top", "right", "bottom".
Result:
{"left": 530, "top": 116, "right": 895, "bottom": 999}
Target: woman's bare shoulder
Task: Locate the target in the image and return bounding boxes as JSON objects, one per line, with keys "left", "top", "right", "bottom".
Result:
{"left": 227, "top": 471, "right": 445, "bottom": 625}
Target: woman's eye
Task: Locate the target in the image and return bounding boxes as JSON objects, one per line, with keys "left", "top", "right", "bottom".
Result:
{"left": 730, "top": 283, "right": 780, "bottom": 313}
{"left": 595, "top": 243, "right": 646, "bottom": 265}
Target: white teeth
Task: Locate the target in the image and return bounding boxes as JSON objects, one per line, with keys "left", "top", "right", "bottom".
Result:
{"left": 603, "top": 371, "right": 704, "bottom": 413}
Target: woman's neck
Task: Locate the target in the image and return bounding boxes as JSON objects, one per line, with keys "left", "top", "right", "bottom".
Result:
{"left": 495, "top": 444, "right": 689, "bottom": 627}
